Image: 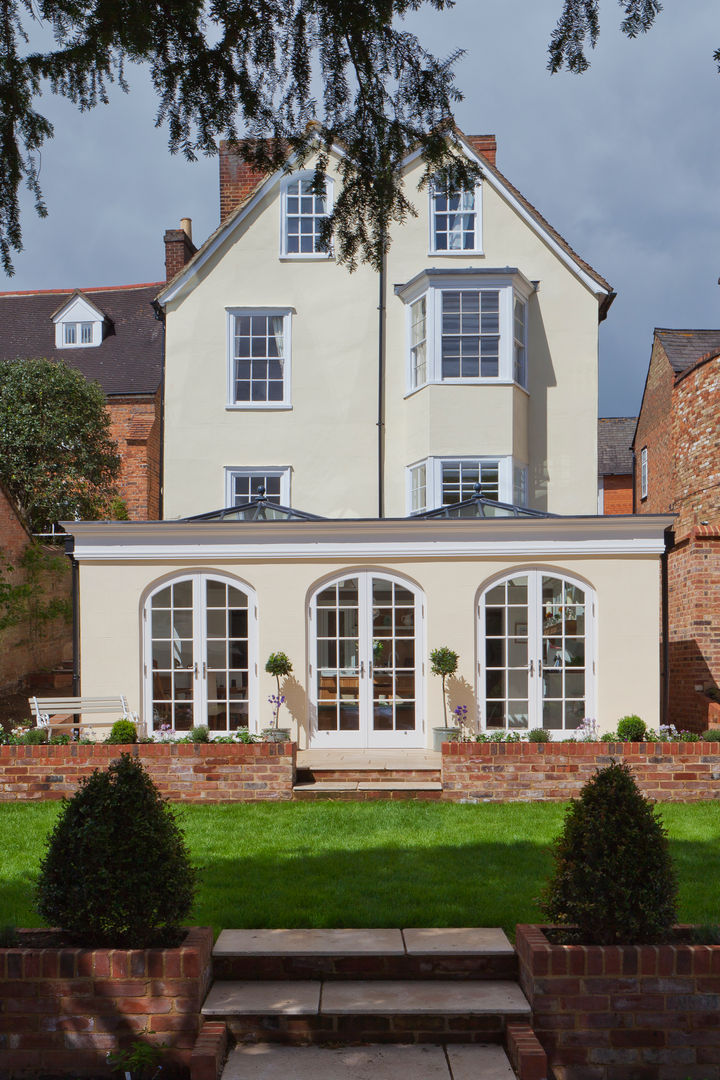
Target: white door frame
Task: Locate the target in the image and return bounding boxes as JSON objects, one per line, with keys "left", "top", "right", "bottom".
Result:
{"left": 477, "top": 569, "right": 596, "bottom": 738}
{"left": 308, "top": 571, "right": 425, "bottom": 749}
{"left": 142, "top": 572, "right": 258, "bottom": 735}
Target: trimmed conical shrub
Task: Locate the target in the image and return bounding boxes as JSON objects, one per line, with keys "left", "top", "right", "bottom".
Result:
{"left": 539, "top": 760, "right": 678, "bottom": 945}
{"left": 36, "top": 753, "right": 197, "bottom": 947}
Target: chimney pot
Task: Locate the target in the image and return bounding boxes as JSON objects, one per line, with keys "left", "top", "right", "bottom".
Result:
{"left": 181, "top": 218, "right": 192, "bottom": 241}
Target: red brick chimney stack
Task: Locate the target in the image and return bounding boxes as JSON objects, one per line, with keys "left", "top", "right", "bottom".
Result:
{"left": 464, "top": 136, "right": 497, "bottom": 165}
{"left": 219, "top": 142, "right": 269, "bottom": 223}
{"left": 164, "top": 218, "right": 197, "bottom": 282}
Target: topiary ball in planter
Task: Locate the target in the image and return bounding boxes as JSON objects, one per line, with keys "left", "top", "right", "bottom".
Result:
{"left": 36, "top": 753, "right": 197, "bottom": 947}
{"left": 539, "top": 759, "right": 678, "bottom": 945}
{"left": 616, "top": 714, "right": 647, "bottom": 742}
{"left": 106, "top": 718, "right": 138, "bottom": 744}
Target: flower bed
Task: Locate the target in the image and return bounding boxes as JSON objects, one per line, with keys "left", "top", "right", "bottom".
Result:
{"left": 0, "top": 741, "right": 296, "bottom": 801}
{"left": 516, "top": 923, "right": 720, "bottom": 1080}
{"left": 441, "top": 740, "right": 720, "bottom": 801}
{"left": 0, "top": 926, "right": 212, "bottom": 1076}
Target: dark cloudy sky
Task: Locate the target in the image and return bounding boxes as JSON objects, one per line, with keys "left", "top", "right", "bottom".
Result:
{"left": 6, "top": 1, "right": 720, "bottom": 418}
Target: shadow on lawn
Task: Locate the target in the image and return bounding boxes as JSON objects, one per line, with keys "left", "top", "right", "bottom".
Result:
{"left": 193, "top": 840, "right": 553, "bottom": 932}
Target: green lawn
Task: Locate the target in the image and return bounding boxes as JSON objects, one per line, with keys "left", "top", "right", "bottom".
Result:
{"left": 2, "top": 801, "right": 719, "bottom": 938}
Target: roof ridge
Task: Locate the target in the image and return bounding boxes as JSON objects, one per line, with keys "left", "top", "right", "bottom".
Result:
{"left": 0, "top": 281, "right": 164, "bottom": 298}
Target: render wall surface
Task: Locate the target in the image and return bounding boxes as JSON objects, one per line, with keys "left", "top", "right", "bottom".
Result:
{"left": 163, "top": 151, "right": 602, "bottom": 521}
{"left": 76, "top": 550, "right": 662, "bottom": 745}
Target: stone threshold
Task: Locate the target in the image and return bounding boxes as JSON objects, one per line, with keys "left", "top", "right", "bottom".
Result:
{"left": 293, "top": 780, "right": 442, "bottom": 792}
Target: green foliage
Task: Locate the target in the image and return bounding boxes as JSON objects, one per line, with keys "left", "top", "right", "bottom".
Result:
{"left": 36, "top": 753, "right": 197, "bottom": 947}
{"left": 0, "top": 360, "right": 121, "bottom": 532}
{"left": 549, "top": 0, "right": 663, "bottom": 74}
{"left": 265, "top": 652, "right": 293, "bottom": 678}
{"left": 616, "top": 714, "right": 647, "bottom": 742}
{"left": 20, "top": 726, "right": 48, "bottom": 745}
{"left": 107, "top": 1039, "right": 165, "bottom": 1080}
{"left": 528, "top": 728, "right": 551, "bottom": 743}
{"left": 702, "top": 730, "right": 720, "bottom": 741}
{"left": 0, "top": 925, "right": 19, "bottom": 947}
{"left": 0, "top": 541, "right": 71, "bottom": 635}
{"left": 430, "top": 646, "right": 458, "bottom": 727}
{"left": 540, "top": 760, "right": 678, "bottom": 945}
{"left": 107, "top": 496, "right": 130, "bottom": 520}
{"left": 189, "top": 725, "right": 210, "bottom": 743}
{"left": 106, "top": 719, "right": 138, "bottom": 744}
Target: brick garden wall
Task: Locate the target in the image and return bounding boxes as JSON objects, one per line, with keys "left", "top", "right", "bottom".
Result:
{"left": 0, "top": 926, "right": 212, "bottom": 1075}
{"left": 0, "top": 485, "right": 72, "bottom": 691}
{"left": 667, "top": 527, "right": 720, "bottom": 729}
{"left": 441, "top": 741, "right": 720, "bottom": 802}
{"left": 516, "top": 923, "right": 720, "bottom": 1080}
{"left": 0, "top": 742, "right": 296, "bottom": 802}
{"left": 106, "top": 391, "right": 162, "bottom": 520}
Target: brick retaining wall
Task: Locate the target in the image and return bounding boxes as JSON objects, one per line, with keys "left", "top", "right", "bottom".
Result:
{"left": 0, "top": 926, "right": 213, "bottom": 1075}
{"left": 0, "top": 742, "right": 295, "bottom": 802}
{"left": 441, "top": 741, "right": 720, "bottom": 802}
{"left": 516, "top": 924, "right": 720, "bottom": 1080}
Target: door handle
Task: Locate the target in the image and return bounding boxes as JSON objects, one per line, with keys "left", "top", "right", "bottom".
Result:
{"left": 529, "top": 660, "right": 534, "bottom": 676}
{"left": 193, "top": 662, "right": 198, "bottom": 678}
{"left": 203, "top": 661, "right": 207, "bottom": 678}
{"left": 360, "top": 661, "right": 365, "bottom": 677}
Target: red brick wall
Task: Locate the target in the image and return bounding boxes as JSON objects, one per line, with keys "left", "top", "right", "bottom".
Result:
{"left": 0, "top": 926, "right": 212, "bottom": 1075}
{"left": 601, "top": 474, "right": 633, "bottom": 514}
{"left": 0, "top": 741, "right": 296, "bottom": 801}
{"left": 516, "top": 923, "right": 720, "bottom": 1080}
{"left": 0, "top": 493, "right": 72, "bottom": 691}
{"left": 667, "top": 528, "right": 720, "bottom": 728}
{"left": 441, "top": 741, "right": 720, "bottom": 802}
{"left": 219, "top": 142, "right": 269, "bottom": 222}
{"left": 106, "top": 392, "right": 161, "bottom": 520}
{"left": 672, "top": 355, "right": 720, "bottom": 538}
{"left": 634, "top": 340, "right": 675, "bottom": 515}
{"left": 164, "top": 228, "right": 196, "bottom": 282}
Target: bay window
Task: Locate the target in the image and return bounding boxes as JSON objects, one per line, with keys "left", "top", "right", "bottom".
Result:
{"left": 397, "top": 270, "right": 532, "bottom": 393}
{"left": 407, "top": 457, "right": 527, "bottom": 514}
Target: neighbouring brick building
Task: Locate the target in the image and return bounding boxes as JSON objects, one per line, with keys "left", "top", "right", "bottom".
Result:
{"left": 597, "top": 416, "right": 635, "bottom": 514}
{"left": 0, "top": 282, "right": 164, "bottom": 520}
{"left": 634, "top": 328, "right": 720, "bottom": 728}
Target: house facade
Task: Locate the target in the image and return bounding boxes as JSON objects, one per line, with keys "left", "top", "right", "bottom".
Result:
{"left": 0, "top": 283, "right": 164, "bottom": 521}
{"left": 64, "top": 133, "right": 673, "bottom": 747}
{"left": 633, "top": 329, "right": 720, "bottom": 728}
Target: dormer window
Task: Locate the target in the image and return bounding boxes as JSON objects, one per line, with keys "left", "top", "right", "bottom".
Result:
{"left": 280, "top": 173, "right": 333, "bottom": 258}
{"left": 53, "top": 293, "right": 105, "bottom": 349}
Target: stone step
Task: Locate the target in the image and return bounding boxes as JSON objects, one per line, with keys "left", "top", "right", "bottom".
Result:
{"left": 202, "top": 978, "right": 530, "bottom": 1045}
{"left": 221, "top": 1042, "right": 516, "bottom": 1079}
{"left": 212, "top": 928, "right": 517, "bottom": 981}
{"left": 293, "top": 779, "right": 443, "bottom": 801}
{"left": 295, "top": 768, "right": 442, "bottom": 784}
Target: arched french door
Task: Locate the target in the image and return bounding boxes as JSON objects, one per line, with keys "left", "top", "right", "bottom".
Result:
{"left": 478, "top": 571, "right": 595, "bottom": 735}
{"left": 143, "top": 574, "right": 257, "bottom": 734}
{"left": 309, "top": 573, "right": 424, "bottom": 748}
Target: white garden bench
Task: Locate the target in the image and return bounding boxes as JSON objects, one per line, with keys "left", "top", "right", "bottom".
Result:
{"left": 28, "top": 695, "right": 141, "bottom": 737}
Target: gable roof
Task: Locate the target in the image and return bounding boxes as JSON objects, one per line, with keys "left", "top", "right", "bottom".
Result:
{"left": 598, "top": 417, "right": 636, "bottom": 476}
{"left": 655, "top": 328, "right": 720, "bottom": 376}
{"left": 158, "top": 132, "right": 613, "bottom": 310}
{"left": 0, "top": 282, "right": 164, "bottom": 396}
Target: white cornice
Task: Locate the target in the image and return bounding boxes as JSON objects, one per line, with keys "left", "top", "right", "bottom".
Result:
{"left": 63, "top": 516, "right": 674, "bottom": 562}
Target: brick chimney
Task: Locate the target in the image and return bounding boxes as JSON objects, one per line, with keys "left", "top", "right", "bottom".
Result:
{"left": 164, "top": 218, "right": 196, "bottom": 282}
{"left": 219, "top": 142, "right": 269, "bottom": 223}
{"left": 464, "top": 135, "right": 497, "bottom": 166}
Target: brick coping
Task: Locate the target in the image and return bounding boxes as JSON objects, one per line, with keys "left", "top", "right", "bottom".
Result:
{"left": 516, "top": 923, "right": 720, "bottom": 974}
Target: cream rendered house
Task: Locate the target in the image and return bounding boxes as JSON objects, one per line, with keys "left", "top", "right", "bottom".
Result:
{"left": 66, "top": 133, "right": 673, "bottom": 748}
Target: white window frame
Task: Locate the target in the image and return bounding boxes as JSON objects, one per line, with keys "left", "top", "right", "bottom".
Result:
{"left": 226, "top": 307, "right": 293, "bottom": 410}
{"left": 429, "top": 180, "right": 483, "bottom": 255}
{"left": 280, "top": 172, "right": 334, "bottom": 259}
{"left": 406, "top": 455, "right": 516, "bottom": 514}
{"left": 399, "top": 272, "right": 533, "bottom": 395}
{"left": 224, "top": 467, "right": 291, "bottom": 507}
{"left": 513, "top": 463, "right": 529, "bottom": 507}
{"left": 640, "top": 447, "right": 648, "bottom": 500}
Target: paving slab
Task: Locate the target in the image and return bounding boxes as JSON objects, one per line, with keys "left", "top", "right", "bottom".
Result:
{"left": 222, "top": 1043, "right": 451, "bottom": 1080}
{"left": 296, "top": 750, "right": 441, "bottom": 771}
{"left": 214, "top": 928, "right": 406, "bottom": 957}
{"left": 447, "top": 1044, "right": 516, "bottom": 1080}
{"left": 202, "top": 980, "right": 320, "bottom": 1016}
{"left": 402, "top": 927, "right": 514, "bottom": 955}
{"left": 320, "top": 979, "right": 530, "bottom": 1016}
